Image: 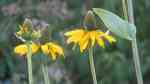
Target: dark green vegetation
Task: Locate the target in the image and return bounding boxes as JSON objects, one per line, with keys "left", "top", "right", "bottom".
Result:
{"left": 0, "top": 0, "right": 149, "bottom": 84}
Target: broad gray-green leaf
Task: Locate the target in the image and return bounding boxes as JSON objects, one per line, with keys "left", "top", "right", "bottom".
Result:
{"left": 93, "top": 8, "right": 136, "bottom": 40}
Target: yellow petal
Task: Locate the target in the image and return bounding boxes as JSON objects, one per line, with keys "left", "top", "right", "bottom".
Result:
{"left": 31, "top": 43, "right": 39, "bottom": 54}
{"left": 66, "top": 32, "right": 83, "bottom": 44}
{"left": 95, "top": 31, "right": 106, "bottom": 48}
{"left": 89, "top": 31, "right": 96, "bottom": 46}
{"left": 104, "top": 35, "right": 116, "bottom": 43}
{"left": 97, "top": 30, "right": 105, "bottom": 34}
{"left": 49, "top": 42, "right": 64, "bottom": 55}
{"left": 96, "top": 38, "right": 105, "bottom": 48}
{"left": 49, "top": 48, "right": 57, "bottom": 60}
{"left": 79, "top": 32, "right": 90, "bottom": 52}
{"left": 14, "top": 43, "right": 39, "bottom": 56}
{"left": 43, "top": 42, "right": 64, "bottom": 60}
{"left": 41, "top": 44, "right": 49, "bottom": 54}
{"left": 67, "top": 35, "right": 79, "bottom": 44}
{"left": 54, "top": 45, "right": 64, "bottom": 56}
{"left": 64, "top": 29, "right": 84, "bottom": 36}
{"left": 14, "top": 44, "right": 28, "bottom": 55}
{"left": 67, "top": 31, "right": 85, "bottom": 44}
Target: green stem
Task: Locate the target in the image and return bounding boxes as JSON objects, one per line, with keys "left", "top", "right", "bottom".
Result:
{"left": 122, "top": 0, "right": 128, "bottom": 20}
{"left": 127, "top": 0, "right": 135, "bottom": 23}
{"left": 42, "top": 63, "right": 50, "bottom": 84}
{"left": 122, "top": 0, "right": 144, "bottom": 84}
{"left": 26, "top": 41, "right": 33, "bottom": 84}
{"left": 88, "top": 46, "right": 97, "bottom": 84}
{"left": 131, "top": 38, "right": 143, "bottom": 84}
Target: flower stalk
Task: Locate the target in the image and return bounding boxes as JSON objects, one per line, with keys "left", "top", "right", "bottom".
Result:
{"left": 122, "top": 0, "right": 128, "bottom": 20}
{"left": 122, "top": 0, "right": 144, "bottom": 84}
{"left": 131, "top": 38, "right": 143, "bottom": 84}
{"left": 88, "top": 46, "right": 97, "bottom": 84}
{"left": 26, "top": 41, "right": 33, "bottom": 84}
{"left": 42, "top": 64, "right": 50, "bottom": 84}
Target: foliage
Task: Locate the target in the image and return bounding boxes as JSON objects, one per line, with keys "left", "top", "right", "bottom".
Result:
{"left": 0, "top": 0, "right": 149, "bottom": 84}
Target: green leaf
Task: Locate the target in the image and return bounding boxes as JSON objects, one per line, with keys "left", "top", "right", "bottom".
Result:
{"left": 93, "top": 8, "right": 136, "bottom": 40}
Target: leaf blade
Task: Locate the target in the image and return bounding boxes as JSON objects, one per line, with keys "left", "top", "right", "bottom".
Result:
{"left": 93, "top": 8, "right": 136, "bottom": 40}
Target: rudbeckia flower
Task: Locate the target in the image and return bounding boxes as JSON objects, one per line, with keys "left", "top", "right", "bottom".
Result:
{"left": 14, "top": 42, "right": 64, "bottom": 60}
{"left": 14, "top": 43, "right": 39, "bottom": 56}
{"left": 64, "top": 10, "right": 116, "bottom": 52}
{"left": 65, "top": 29, "right": 116, "bottom": 52}
{"left": 41, "top": 42, "right": 64, "bottom": 60}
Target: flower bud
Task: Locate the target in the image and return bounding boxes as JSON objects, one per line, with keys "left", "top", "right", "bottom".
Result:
{"left": 31, "top": 30, "right": 42, "bottom": 39}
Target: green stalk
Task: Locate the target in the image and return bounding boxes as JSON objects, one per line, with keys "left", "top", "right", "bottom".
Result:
{"left": 26, "top": 41, "right": 33, "bottom": 84}
{"left": 131, "top": 38, "right": 143, "bottom": 84}
{"left": 122, "top": 0, "right": 128, "bottom": 20}
{"left": 122, "top": 0, "right": 144, "bottom": 84}
{"left": 127, "top": 0, "right": 144, "bottom": 83}
{"left": 42, "top": 63, "right": 50, "bottom": 84}
{"left": 88, "top": 46, "right": 97, "bottom": 84}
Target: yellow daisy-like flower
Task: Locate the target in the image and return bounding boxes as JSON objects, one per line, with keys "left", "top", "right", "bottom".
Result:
{"left": 14, "top": 42, "right": 64, "bottom": 60}
{"left": 41, "top": 42, "right": 64, "bottom": 60}
{"left": 64, "top": 29, "right": 116, "bottom": 52}
{"left": 14, "top": 43, "right": 39, "bottom": 56}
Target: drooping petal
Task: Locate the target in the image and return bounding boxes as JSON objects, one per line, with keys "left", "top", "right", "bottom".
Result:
{"left": 96, "top": 38, "right": 105, "bottom": 48}
{"left": 79, "top": 32, "right": 90, "bottom": 52}
{"left": 104, "top": 35, "right": 116, "bottom": 43}
{"left": 49, "top": 42, "right": 64, "bottom": 56}
{"left": 14, "top": 43, "right": 39, "bottom": 55}
{"left": 95, "top": 32, "right": 105, "bottom": 48}
{"left": 66, "top": 29, "right": 85, "bottom": 44}
{"left": 42, "top": 42, "right": 64, "bottom": 60}
{"left": 64, "top": 29, "right": 84, "bottom": 36}
{"left": 49, "top": 47, "right": 57, "bottom": 60}
{"left": 89, "top": 31, "right": 96, "bottom": 46}
{"left": 14, "top": 44, "right": 28, "bottom": 55}
{"left": 67, "top": 34, "right": 80, "bottom": 44}
{"left": 41, "top": 44, "right": 49, "bottom": 54}
{"left": 31, "top": 43, "right": 39, "bottom": 54}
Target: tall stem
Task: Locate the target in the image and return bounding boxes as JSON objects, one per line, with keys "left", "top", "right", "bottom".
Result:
{"left": 131, "top": 38, "right": 143, "bottom": 84}
{"left": 127, "top": 0, "right": 135, "bottom": 23}
{"left": 122, "top": 0, "right": 144, "bottom": 84}
{"left": 27, "top": 41, "right": 33, "bottom": 84}
{"left": 42, "top": 64, "right": 50, "bottom": 84}
{"left": 122, "top": 0, "right": 128, "bottom": 20}
{"left": 88, "top": 46, "right": 97, "bottom": 84}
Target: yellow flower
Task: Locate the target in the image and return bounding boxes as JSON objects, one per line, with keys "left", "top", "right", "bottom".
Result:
{"left": 41, "top": 42, "right": 64, "bottom": 60}
{"left": 64, "top": 29, "right": 116, "bottom": 52}
{"left": 14, "top": 41, "right": 64, "bottom": 60}
{"left": 14, "top": 43, "right": 39, "bottom": 56}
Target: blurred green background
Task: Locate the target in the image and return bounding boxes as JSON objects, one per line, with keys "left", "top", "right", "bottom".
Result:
{"left": 0, "top": 0, "right": 150, "bottom": 84}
